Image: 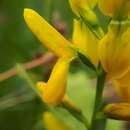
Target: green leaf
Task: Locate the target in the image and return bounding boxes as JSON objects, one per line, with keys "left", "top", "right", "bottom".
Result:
{"left": 78, "top": 52, "right": 96, "bottom": 72}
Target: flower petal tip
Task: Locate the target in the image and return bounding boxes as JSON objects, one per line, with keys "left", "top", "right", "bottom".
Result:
{"left": 23, "top": 8, "right": 37, "bottom": 23}
{"left": 24, "top": 8, "right": 34, "bottom": 16}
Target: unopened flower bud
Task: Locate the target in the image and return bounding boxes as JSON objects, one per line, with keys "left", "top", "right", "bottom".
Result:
{"left": 104, "top": 103, "right": 130, "bottom": 121}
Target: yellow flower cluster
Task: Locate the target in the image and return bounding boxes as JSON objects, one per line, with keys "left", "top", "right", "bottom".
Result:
{"left": 24, "top": 0, "right": 130, "bottom": 120}
{"left": 98, "top": 0, "right": 130, "bottom": 120}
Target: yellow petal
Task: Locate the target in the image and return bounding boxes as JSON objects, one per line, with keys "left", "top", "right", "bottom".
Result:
{"left": 69, "top": 0, "right": 97, "bottom": 15}
{"left": 43, "top": 112, "right": 72, "bottom": 130}
{"left": 72, "top": 19, "right": 99, "bottom": 65}
{"left": 98, "top": 21, "right": 130, "bottom": 79}
{"left": 37, "top": 58, "right": 69, "bottom": 106}
{"left": 98, "top": 0, "right": 130, "bottom": 18}
{"left": 24, "top": 8, "right": 75, "bottom": 58}
{"left": 113, "top": 69, "right": 130, "bottom": 102}
{"left": 104, "top": 103, "right": 130, "bottom": 121}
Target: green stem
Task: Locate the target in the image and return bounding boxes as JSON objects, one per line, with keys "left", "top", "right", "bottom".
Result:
{"left": 90, "top": 65, "right": 106, "bottom": 130}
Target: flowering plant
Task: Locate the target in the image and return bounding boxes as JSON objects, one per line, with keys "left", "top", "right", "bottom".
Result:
{"left": 23, "top": 0, "right": 130, "bottom": 129}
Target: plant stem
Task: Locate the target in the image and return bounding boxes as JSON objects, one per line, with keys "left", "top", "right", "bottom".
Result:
{"left": 0, "top": 52, "right": 56, "bottom": 82}
{"left": 90, "top": 65, "right": 106, "bottom": 130}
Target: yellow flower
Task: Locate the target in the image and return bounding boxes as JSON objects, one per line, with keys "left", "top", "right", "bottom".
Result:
{"left": 37, "top": 58, "right": 70, "bottom": 106}
{"left": 98, "top": 0, "right": 130, "bottom": 18}
{"left": 98, "top": 21, "right": 130, "bottom": 79}
{"left": 24, "top": 8, "right": 75, "bottom": 59}
{"left": 104, "top": 103, "right": 130, "bottom": 120}
{"left": 72, "top": 19, "right": 99, "bottom": 65}
{"left": 24, "top": 8, "right": 77, "bottom": 106}
{"left": 113, "top": 69, "right": 130, "bottom": 102}
{"left": 43, "top": 112, "right": 72, "bottom": 130}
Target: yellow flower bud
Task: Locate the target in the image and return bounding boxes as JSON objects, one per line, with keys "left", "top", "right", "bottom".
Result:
{"left": 36, "top": 58, "right": 69, "bottom": 106}
{"left": 113, "top": 69, "right": 130, "bottom": 102}
{"left": 69, "top": 0, "right": 98, "bottom": 27}
{"left": 104, "top": 103, "right": 130, "bottom": 120}
{"left": 69, "top": 0, "right": 97, "bottom": 15}
{"left": 24, "top": 8, "right": 75, "bottom": 59}
{"left": 98, "top": 21, "right": 130, "bottom": 79}
{"left": 43, "top": 112, "right": 72, "bottom": 130}
{"left": 98, "top": 0, "right": 130, "bottom": 18}
{"left": 72, "top": 19, "right": 99, "bottom": 65}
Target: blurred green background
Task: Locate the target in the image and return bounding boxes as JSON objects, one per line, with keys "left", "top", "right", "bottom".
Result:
{"left": 0, "top": 0, "right": 128, "bottom": 130}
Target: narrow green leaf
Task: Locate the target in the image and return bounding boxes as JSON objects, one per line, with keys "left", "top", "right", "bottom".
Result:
{"left": 16, "top": 64, "right": 42, "bottom": 98}
{"left": 16, "top": 64, "right": 48, "bottom": 109}
{"left": 0, "top": 93, "right": 34, "bottom": 111}
{"left": 78, "top": 52, "right": 96, "bottom": 72}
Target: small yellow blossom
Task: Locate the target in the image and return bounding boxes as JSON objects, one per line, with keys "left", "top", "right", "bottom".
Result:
{"left": 37, "top": 58, "right": 70, "bottom": 106}
{"left": 24, "top": 8, "right": 75, "bottom": 59}
{"left": 72, "top": 19, "right": 99, "bottom": 65}
{"left": 98, "top": 0, "right": 130, "bottom": 18}
{"left": 104, "top": 103, "right": 130, "bottom": 120}
{"left": 43, "top": 112, "right": 72, "bottom": 130}
{"left": 98, "top": 21, "right": 130, "bottom": 79}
